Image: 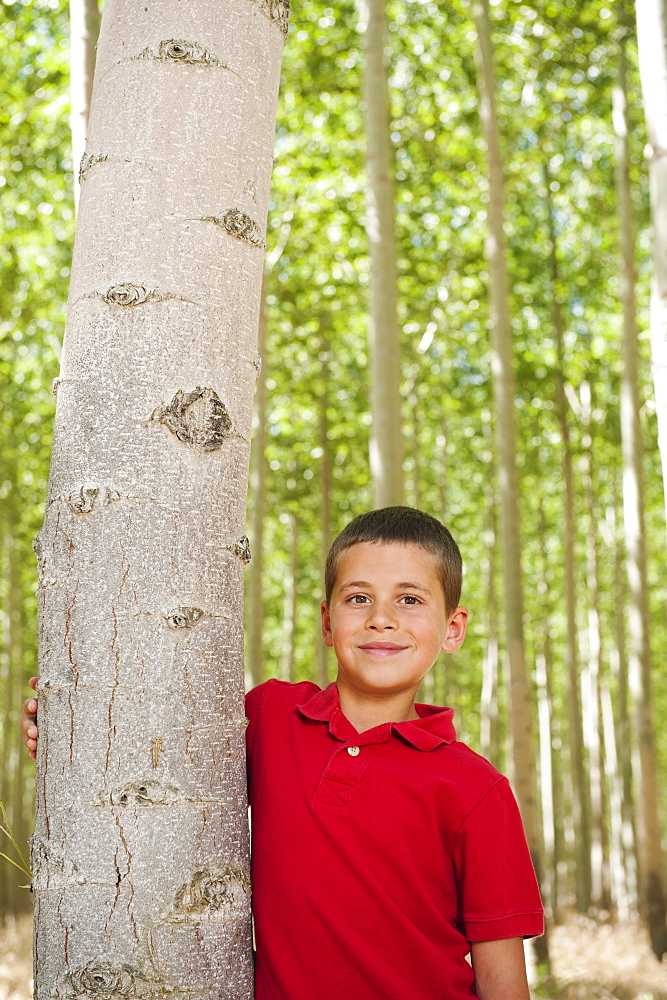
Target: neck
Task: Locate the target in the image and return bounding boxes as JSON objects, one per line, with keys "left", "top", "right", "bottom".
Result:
{"left": 336, "top": 681, "right": 420, "bottom": 734}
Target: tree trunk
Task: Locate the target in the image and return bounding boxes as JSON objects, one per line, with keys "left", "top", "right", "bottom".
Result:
{"left": 545, "top": 171, "right": 592, "bottom": 912}
{"left": 535, "top": 504, "right": 558, "bottom": 921}
{"left": 607, "top": 492, "right": 639, "bottom": 913}
{"left": 247, "top": 273, "right": 269, "bottom": 687}
{"left": 315, "top": 340, "right": 332, "bottom": 689}
{"left": 479, "top": 470, "right": 499, "bottom": 769}
{"left": 473, "top": 0, "right": 548, "bottom": 967}
{"left": 280, "top": 513, "right": 298, "bottom": 684}
{"left": 615, "top": 32, "right": 667, "bottom": 958}
{"left": 580, "top": 385, "right": 607, "bottom": 912}
{"left": 69, "top": 0, "right": 101, "bottom": 208}
{"left": 33, "top": 2, "right": 287, "bottom": 997}
{"left": 636, "top": 0, "right": 667, "bottom": 526}
{"left": 601, "top": 677, "right": 630, "bottom": 918}
{"left": 363, "top": 0, "right": 404, "bottom": 507}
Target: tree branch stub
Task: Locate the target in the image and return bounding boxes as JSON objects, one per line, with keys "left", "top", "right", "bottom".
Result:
{"left": 255, "top": 0, "right": 290, "bottom": 37}
{"left": 202, "top": 209, "right": 266, "bottom": 248}
{"left": 151, "top": 387, "right": 232, "bottom": 451}
{"left": 137, "top": 39, "right": 231, "bottom": 70}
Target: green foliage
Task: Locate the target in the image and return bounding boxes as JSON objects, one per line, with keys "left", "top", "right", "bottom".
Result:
{"left": 0, "top": 0, "right": 72, "bottom": 918}
{"left": 1, "top": 0, "right": 665, "bottom": 921}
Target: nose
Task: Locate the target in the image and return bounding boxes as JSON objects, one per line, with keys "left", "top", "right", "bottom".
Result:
{"left": 367, "top": 599, "right": 398, "bottom": 630}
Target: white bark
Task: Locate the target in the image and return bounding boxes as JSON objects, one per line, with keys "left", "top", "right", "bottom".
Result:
{"left": 607, "top": 497, "right": 639, "bottom": 914}
{"left": 615, "top": 35, "right": 667, "bottom": 958}
{"left": 580, "top": 388, "right": 606, "bottom": 911}
{"left": 363, "top": 0, "right": 404, "bottom": 507}
{"left": 247, "top": 274, "right": 269, "bottom": 687}
{"left": 473, "top": 0, "right": 548, "bottom": 965}
{"left": 545, "top": 173, "right": 592, "bottom": 911}
{"left": 69, "top": 0, "right": 101, "bottom": 208}
{"left": 315, "top": 342, "right": 332, "bottom": 689}
{"left": 33, "top": 2, "right": 286, "bottom": 997}
{"left": 636, "top": 0, "right": 667, "bottom": 524}
{"left": 280, "top": 514, "right": 297, "bottom": 684}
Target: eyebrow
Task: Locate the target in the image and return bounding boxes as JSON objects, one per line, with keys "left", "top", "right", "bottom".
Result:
{"left": 341, "top": 580, "right": 432, "bottom": 594}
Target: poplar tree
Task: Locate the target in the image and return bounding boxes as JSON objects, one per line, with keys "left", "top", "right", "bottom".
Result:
{"left": 615, "top": 23, "right": 667, "bottom": 958}
{"left": 472, "top": 0, "right": 549, "bottom": 966}
{"left": 32, "top": 2, "right": 287, "bottom": 998}
{"left": 363, "top": 0, "right": 404, "bottom": 506}
{"left": 636, "top": 0, "right": 667, "bottom": 525}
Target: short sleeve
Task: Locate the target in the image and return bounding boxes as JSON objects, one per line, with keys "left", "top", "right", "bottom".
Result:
{"left": 452, "top": 776, "right": 544, "bottom": 941}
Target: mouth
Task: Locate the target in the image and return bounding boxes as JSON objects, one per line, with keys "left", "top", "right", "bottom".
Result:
{"left": 358, "top": 642, "right": 408, "bottom": 655}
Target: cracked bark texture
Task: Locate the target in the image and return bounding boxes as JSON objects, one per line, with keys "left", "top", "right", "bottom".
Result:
{"left": 33, "top": 2, "right": 286, "bottom": 998}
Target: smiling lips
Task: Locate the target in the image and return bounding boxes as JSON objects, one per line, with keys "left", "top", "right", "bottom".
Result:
{"left": 358, "top": 642, "right": 408, "bottom": 655}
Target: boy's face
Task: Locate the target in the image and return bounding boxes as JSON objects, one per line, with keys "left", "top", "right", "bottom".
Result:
{"left": 320, "top": 541, "right": 468, "bottom": 702}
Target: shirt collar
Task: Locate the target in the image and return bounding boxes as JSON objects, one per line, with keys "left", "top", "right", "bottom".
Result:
{"left": 296, "top": 683, "right": 456, "bottom": 751}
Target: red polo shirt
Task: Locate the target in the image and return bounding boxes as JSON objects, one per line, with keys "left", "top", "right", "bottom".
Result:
{"left": 246, "top": 680, "right": 543, "bottom": 1000}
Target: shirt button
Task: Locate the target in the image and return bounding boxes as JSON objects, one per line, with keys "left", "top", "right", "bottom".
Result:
{"left": 347, "top": 746, "right": 360, "bottom": 757}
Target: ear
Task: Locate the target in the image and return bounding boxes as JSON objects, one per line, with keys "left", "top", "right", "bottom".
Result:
{"left": 320, "top": 601, "right": 334, "bottom": 647}
{"left": 441, "top": 606, "right": 468, "bottom": 653}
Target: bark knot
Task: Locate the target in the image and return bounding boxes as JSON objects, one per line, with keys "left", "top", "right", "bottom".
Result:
{"left": 101, "top": 778, "right": 183, "bottom": 807}
{"left": 138, "top": 39, "right": 230, "bottom": 69}
{"left": 255, "top": 0, "right": 290, "bottom": 36}
{"left": 174, "top": 866, "right": 251, "bottom": 915}
{"left": 65, "top": 960, "right": 171, "bottom": 1000}
{"left": 79, "top": 152, "right": 108, "bottom": 181}
{"left": 165, "top": 606, "right": 205, "bottom": 629}
{"left": 226, "top": 536, "right": 251, "bottom": 564}
{"left": 103, "top": 284, "right": 164, "bottom": 307}
{"left": 66, "top": 485, "right": 121, "bottom": 514}
{"left": 203, "top": 209, "right": 265, "bottom": 248}
{"left": 151, "top": 387, "right": 232, "bottom": 451}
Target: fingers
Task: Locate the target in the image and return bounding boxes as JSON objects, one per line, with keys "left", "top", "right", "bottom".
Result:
{"left": 22, "top": 678, "right": 39, "bottom": 759}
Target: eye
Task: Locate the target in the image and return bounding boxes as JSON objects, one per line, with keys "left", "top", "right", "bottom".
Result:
{"left": 347, "top": 594, "right": 370, "bottom": 604}
{"left": 400, "top": 595, "right": 422, "bottom": 605}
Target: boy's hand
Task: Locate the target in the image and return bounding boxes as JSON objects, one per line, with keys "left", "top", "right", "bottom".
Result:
{"left": 21, "top": 676, "right": 39, "bottom": 760}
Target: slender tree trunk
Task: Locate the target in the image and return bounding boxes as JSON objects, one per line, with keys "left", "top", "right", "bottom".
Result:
{"left": 473, "top": 0, "right": 548, "bottom": 967}
{"left": 69, "top": 0, "right": 101, "bottom": 207}
{"left": 535, "top": 504, "right": 558, "bottom": 922}
{"left": 580, "top": 385, "right": 607, "bottom": 911}
{"left": 636, "top": 0, "right": 667, "bottom": 524}
{"left": 607, "top": 493, "right": 639, "bottom": 912}
{"left": 280, "top": 514, "right": 298, "bottom": 684}
{"left": 247, "top": 273, "right": 269, "bottom": 686}
{"left": 315, "top": 341, "right": 332, "bottom": 689}
{"left": 479, "top": 474, "right": 499, "bottom": 769}
{"left": 601, "top": 677, "right": 629, "bottom": 918}
{"left": 545, "top": 172, "right": 592, "bottom": 912}
{"left": 615, "top": 34, "right": 667, "bottom": 958}
{"left": 33, "top": 2, "right": 287, "bottom": 997}
{"left": 363, "top": 0, "right": 404, "bottom": 507}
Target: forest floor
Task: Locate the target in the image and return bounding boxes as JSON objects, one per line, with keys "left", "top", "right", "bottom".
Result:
{"left": 1, "top": 913, "right": 666, "bottom": 999}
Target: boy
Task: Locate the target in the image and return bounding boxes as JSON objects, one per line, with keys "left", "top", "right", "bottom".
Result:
{"left": 23, "top": 506, "right": 543, "bottom": 1000}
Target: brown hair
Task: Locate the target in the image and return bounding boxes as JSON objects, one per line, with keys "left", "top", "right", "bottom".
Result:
{"left": 324, "top": 507, "right": 462, "bottom": 613}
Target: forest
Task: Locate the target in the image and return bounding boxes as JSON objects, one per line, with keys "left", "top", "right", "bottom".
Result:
{"left": 1, "top": 0, "right": 667, "bottom": 997}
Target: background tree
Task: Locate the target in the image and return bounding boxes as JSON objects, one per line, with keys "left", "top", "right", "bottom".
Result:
{"left": 363, "top": 0, "right": 404, "bottom": 506}
{"left": 636, "top": 0, "right": 667, "bottom": 525}
{"left": 616, "top": 17, "right": 667, "bottom": 957}
{"left": 472, "top": 0, "right": 548, "bottom": 965}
